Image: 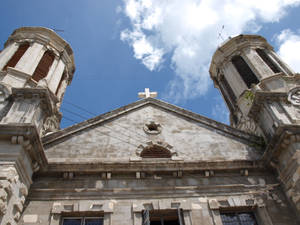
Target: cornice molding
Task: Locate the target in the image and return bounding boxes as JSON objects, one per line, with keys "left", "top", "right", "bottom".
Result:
{"left": 0, "top": 124, "right": 48, "bottom": 171}
{"left": 45, "top": 159, "right": 264, "bottom": 172}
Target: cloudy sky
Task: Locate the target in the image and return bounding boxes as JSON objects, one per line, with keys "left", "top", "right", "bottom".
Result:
{"left": 1, "top": 0, "right": 300, "bottom": 128}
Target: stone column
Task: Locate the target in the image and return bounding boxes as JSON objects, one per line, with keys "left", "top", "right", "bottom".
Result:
{"left": 14, "top": 43, "right": 45, "bottom": 75}
{"left": 0, "top": 43, "right": 19, "bottom": 71}
{"left": 48, "top": 60, "right": 65, "bottom": 94}
{"left": 56, "top": 76, "right": 68, "bottom": 103}
{"left": 268, "top": 50, "right": 294, "bottom": 75}
{"left": 244, "top": 48, "right": 274, "bottom": 79}
{"left": 223, "top": 62, "right": 247, "bottom": 97}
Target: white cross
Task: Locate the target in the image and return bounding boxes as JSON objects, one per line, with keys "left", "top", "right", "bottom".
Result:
{"left": 138, "top": 88, "right": 157, "bottom": 99}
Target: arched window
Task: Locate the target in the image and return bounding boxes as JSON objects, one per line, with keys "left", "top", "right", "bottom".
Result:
{"left": 3, "top": 42, "right": 30, "bottom": 71}
{"left": 256, "top": 48, "right": 281, "bottom": 73}
{"left": 231, "top": 56, "right": 259, "bottom": 88}
{"left": 141, "top": 145, "right": 171, "bottom": 158}
{"left": 32, "top": 50, "right": 55, "bottom": 82}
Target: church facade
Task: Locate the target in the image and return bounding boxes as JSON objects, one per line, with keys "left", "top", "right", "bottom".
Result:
{"left": 0, "top": 27, "right": 299, "bottom": 225}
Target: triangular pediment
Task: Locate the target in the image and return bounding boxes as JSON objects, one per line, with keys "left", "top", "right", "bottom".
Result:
{"left": 43, "top": 98, "right": 263, "bottom": 164}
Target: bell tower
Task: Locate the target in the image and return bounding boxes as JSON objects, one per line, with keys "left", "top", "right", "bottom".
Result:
{"left": 0, "top": 27, "right": 75, "bottom": 135}
{"left": 210, "top": 34, "right": 300, "bottom": 213}
{"left": 0, "top": 27, "right": 75, "bottom": 224}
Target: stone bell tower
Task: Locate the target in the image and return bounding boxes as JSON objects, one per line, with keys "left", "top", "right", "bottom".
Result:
{"left": 210, "top": 34, "right": 300, "bottom": 214}
{"left": 0, "top": 27, "right": 75, "bottom": 224}
{"left": 0, "top": 27, "right": 75, "bottom": 135}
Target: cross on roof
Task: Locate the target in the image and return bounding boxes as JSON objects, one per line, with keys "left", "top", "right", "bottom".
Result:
{"left": 138, "top": 88, "right": 157, "bottom": 99}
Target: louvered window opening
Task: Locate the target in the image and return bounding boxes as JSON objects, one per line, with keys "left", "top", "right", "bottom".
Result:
{"left": 221, "top": 212, "right": 258, "bottom": 225}
{"left": 256, "top": 48, "right": 281, "bottom": 73}
{"left": 232, "top": 56, "right": 259, "bottom": 89}
{"left": 143, "top": 209, "right": 184, "bottom": 225}
{"left": 3, "top": 43, "right": 30, "bottom": 71}
{"left": 141, "top": 146, "right": 171, "bottom": 158}
{"left": 32, "top": 50, "right": 55, "bottom": 82}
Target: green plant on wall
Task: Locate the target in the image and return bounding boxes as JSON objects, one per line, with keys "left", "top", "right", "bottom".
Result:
{"left": 244, "top": 90, "right": 255, "bottom": 103}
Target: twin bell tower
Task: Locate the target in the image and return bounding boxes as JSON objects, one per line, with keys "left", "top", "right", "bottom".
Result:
{"left": 210, "top": 35, "right": 300, "bottom": 212}
{"left": 0, "top": 27, "right": 75, "bottom": 135}
{"left": 0, "top": 27, "right": 300, "bottom": 222}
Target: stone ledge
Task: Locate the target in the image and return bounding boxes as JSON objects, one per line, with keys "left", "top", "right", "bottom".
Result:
{"left": 44, "top": 159, "right": 263, "bottom": 172}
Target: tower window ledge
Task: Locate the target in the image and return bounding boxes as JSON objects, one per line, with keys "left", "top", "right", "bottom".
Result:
{"left": 3, "top": 67, "right": 31, "bottom": 79}
{"left": 259, "top": 72, "right": 286, "bottom": 83}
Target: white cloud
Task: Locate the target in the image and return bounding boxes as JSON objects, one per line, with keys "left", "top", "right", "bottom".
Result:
{"left": 121, "top": 0, "right": 300, "bottom": 102}
{"left": 276, "top": 29, "right": 300, "bottom": 72}
{"left": 121, "top": 30, "right": 164, "bottom": 70}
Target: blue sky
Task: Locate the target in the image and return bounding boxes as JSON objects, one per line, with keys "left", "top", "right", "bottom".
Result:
{"left": 1, "top": 0, "right": 300, "bottom": 128}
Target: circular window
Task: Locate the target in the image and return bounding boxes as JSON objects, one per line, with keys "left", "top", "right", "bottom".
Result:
{"left": 143, "top": 121, "right": 162, "bottom": 134}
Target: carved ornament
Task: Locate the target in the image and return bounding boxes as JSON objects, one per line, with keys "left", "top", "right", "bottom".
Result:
{"left": 143, "top": 121, "right": 162, "bottom": 135}
{"left": 136, "top": 141, "right": 176, "bottom": 158}
{"left": 236, "top": 115, "right": 259, "bottom": 135}
{"left": 288, "top": 87, "right": 300, "bottom": 106}
{"left": 42, "top": 115, "right": 59, "bottom": 136}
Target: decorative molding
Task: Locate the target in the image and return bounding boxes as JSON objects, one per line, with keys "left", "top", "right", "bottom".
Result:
{"left": 11, "top": 87, "right": 56, "bottom": 116}
{"left": 136, "top": 140, "right": 176, "bottom": 159}
{"left": 288, "top": 87, "right": 300, "bottom": 106}
{"left": 0, "top": 165, "right": 29, "bottom": 223}
{"left": 132, "top": 200, "right": 191, "bottom": 225}
{"left": 45, "top": 159, "right": 264, "bottom": 173}
{"left": 50, "top": 200, "right": 114, "bottom": 225}
{"left": 208, "top": 195, "right": 275, "bottom": 225}
{"left": 42, "top": 115, "right": 60, "bottom": 136}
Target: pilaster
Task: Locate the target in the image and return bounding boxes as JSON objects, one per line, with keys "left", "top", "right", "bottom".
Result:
{"left": 14, "top": 42, "right": 45, "bottom": 76}
{"left": 48, "top": 60, "right": 65, "bottom": 93}
{"left": 268, "top": 50, "right": 294, "bottom": 75}
{"left": 223, "top": 62, "right": 246, "bottom": 97}
{"left": 0, "top": 43, "right": 19, "bottom": 71}
{"left": 246, "top": 48, "right": 274, "bottom": 79}
{"left": 56, "top": 76, "right": 68, "bottom": 104}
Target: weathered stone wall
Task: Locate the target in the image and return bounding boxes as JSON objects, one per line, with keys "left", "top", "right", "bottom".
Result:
{"left": 19, "top": 172, "right": 298, "bottom": 225}
{"left": 45, "top": 105, "right": 262, "bottom": 163}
